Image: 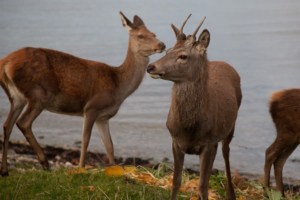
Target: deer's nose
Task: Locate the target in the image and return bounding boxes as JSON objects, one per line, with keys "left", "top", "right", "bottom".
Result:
{"left": 154, "top": 42, "right": 166, "bottom": 53}
{"left": 147, "top": 64, "right": 156, "bottom": 73}
{"left": 159, "top": 42, "right": 166, "bottom": 50}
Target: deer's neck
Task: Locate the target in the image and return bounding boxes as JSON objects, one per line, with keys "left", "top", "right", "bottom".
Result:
{"left": 117, "top": 46, "right": 149, "bottom": 100}
{"left": 172, "top": 62, "right": 209, "bottom": 129}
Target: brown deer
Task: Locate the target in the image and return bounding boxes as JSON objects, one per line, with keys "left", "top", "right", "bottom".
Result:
{"left": 0, "top": 12, "right": 165, "bottom": 176}
{"left": 147, "top": 15, "right": 242, "bottom": 200}
{"left": 264, "top": 88, "right": 300, "bottom": 196}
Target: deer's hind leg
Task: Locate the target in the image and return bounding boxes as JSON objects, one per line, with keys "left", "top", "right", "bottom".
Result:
{"left": 1, "top": 96, "right": 26, "bottom": 176}
{"left": 264, "top": 136, "right": 291, "bottom": 191}
{"left": 273, "top": 141, "right": 298, "bottom": 196}
{"left": 16, "top": 100, "right": 48, "bottom": 169}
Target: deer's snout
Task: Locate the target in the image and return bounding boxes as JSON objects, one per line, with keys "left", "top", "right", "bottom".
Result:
{"left": 147, "top": 64, "right": 156, "bottom": 73}
{"left": 155, "top": 42, "right": 166, "bottom": 53}
{"left": 159, "top": 42, "right": 166, "bottom": 50}
{"left": 147, "top": 64, "right": 163, "bottom": 79}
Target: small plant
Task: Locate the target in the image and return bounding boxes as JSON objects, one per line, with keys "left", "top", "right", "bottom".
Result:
{"left": 266, "top": 189, "right": 283, "bottom": 200}
{"left": 209, "top": 171, "right": 227, "bottom": 198}
{"left": 152, "top": 162, "right": 173, "bottom": 178}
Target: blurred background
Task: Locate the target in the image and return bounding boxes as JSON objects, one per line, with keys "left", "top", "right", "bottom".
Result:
{"left": 0, "top": 0, "right": 299, "bottom": 179}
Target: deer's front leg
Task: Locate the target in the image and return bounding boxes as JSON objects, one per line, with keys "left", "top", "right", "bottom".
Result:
{"left": 171, "top": 141, "right": 185, "bottom": 200}
{"left": 198, "top": 144, "right": 218, "bottom": 200}
{"left": 79, "top": 111, "right": 98, "bottom": 168}
{"left": 96, "top": 120, "right": 115, "bottom": 165}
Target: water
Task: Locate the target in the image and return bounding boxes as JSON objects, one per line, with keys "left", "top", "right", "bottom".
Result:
{"left": 0, "top": 0, "right": 300, "bottom": 179}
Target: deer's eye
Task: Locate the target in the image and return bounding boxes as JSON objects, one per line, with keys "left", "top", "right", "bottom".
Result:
{"left": 178, "top": 55, "right": 188, "bottom": 60}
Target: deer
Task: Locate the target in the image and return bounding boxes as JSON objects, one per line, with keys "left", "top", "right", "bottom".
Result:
{"left": 0, "top": 11, "right": 165, "bottom": 176}
{"left": 264, "top": 88, "right": 300, "bottom": 196}
{"left": 147, "top": 14, "right": 242, "bottom": 200}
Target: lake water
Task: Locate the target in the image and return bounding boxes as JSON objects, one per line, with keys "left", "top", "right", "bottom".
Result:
{"left": 0, "top": 0, "right": 299, "bottom": 179}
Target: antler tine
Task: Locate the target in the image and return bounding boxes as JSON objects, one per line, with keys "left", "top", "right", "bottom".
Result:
{"left": 179, "top": 13, "right": 192, "bottom": 33}
{"left": 191, "top": 16, "right": 206, "bottom": 39}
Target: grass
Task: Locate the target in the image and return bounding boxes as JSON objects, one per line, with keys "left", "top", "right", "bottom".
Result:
{"left": 0, "top": 163, "right": 299, "bottom": 200}
{"left": 0, "top": 167, "right": 173, "bottom": 200}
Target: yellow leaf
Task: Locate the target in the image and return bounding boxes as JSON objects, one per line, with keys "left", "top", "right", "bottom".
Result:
{"left": 123, "top": 166, "right": 136, "bottom": 174}
{"left": 81, "top": 185, "right": 95, "bottom": 192}
{"left": 65, "top": 167, "right": 87, "bottom": 175}
{"left": 104, "top": 165, "right": 124, "bottom": 176}
{"left": 104, "top": 165, "right": 137, "bottom": 177}
{"left": 180, "top": 178, "right": 199, "bottom": 193}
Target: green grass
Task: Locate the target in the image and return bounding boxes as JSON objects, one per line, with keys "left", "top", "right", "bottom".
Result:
{"left": 0, "top": 164, "right": 299, "bottom": 200}
{"left": 0, "top": 168, "right": 175, "bottom": 200}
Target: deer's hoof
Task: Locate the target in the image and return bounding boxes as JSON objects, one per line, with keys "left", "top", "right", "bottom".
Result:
{"left": 40, "top": 160, "right": 50, "bottom": 170}
{"left": 1, "top": 171, "right": 9, "bottom": 177}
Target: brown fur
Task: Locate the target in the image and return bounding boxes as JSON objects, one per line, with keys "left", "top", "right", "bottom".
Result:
{"left": 148, "top": 16, "right": 241, "bottom": 200}
{"left": 264, "top": 88, "right": 300, "bottom": 196}
{"left": 0, "top": 12, "right": 165, "bottom": 176}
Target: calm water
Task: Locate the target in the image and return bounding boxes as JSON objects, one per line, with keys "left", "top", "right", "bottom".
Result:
{"left": 0, "top": 0, "right": 300, "bottom": 179}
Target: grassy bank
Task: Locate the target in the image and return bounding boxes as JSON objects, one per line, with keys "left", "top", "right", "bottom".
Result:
{"left": 0, "top": 166, "right": 171, "bottom": 200}
{"left": 0, "top": 164, "right": 299, "bottom": 200}
{"left": 0, "top": 141, "right": 299, "bottom": 199}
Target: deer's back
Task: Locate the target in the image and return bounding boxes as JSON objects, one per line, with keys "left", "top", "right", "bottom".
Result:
{"left": 207, "top": 61, "right": 242, "bottom": 131}
{"left": 270, "top": 89, "right": 300, "bottom": 141}
{"left": 0, "top": 47, "right": 119, "bottom": 114}
{"left": 208, "top": 61, "right": 241, "bottom": 106}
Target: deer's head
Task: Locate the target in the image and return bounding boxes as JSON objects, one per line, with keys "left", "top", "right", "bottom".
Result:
{"left": 147, "top": 15, "right": 209, "bottom": 82}
{"left": 119, "top": 12, "right": 165, "bottom": 57}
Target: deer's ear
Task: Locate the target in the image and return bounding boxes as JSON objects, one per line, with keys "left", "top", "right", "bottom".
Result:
{"left": 119, "top": 11, "right": 134, "bottom": 31}
{"left": 195, "top": 29, "right": 210, "bottom": 55}
{"left": 198, "top": 29, "right": 210, "bottom": 48}
{"left": 133, "top": 15, "right": 145, "bottom": 27}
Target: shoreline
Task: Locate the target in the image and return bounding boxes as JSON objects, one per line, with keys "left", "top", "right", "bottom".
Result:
{"left": 1, "top": 139, "right": 300, "bottom": 191}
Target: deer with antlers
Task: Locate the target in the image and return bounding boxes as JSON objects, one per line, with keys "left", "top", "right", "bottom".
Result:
{"left": 0, "top": 12, "right": 165, "bottom": 176}
{"left": 147, "top": 15, "right": 242, "bottom": 200}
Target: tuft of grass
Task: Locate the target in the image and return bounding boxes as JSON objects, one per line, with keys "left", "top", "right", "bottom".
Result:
{"left": 209, "top": 171, "right": 227, "bottom": 198}
{"left": 266, "top": 189, "right": 283, "bottom": 200}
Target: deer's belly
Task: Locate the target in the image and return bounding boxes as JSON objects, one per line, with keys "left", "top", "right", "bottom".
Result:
{"left": 46, "top": 100, "right": 85, "bottom": 116}
{"left": 46, "top": 98, "right": 120, "bottom": 119}
{"left": 177, "top": 141, "right": 204, "bottom": 155}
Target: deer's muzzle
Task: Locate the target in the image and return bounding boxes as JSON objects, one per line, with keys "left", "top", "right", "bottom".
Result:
{"left": 147, "top": 64, "right": 164, "bottom": 79}
{"left": 154, "top": 42, "right": 166, "bottom": 53}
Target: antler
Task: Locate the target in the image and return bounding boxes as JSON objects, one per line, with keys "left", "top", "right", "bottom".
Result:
{"left": 171, "top": 14, "right": 192, "bottom": 40}
{"left": 180, "top": 14, "right": 192, "bottom": 34}
{"left": 191, "top": 16, "right": 206, "bottom": 41}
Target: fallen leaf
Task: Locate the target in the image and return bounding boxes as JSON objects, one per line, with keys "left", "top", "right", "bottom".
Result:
{"left": 81, "top": 185, "right": 95, "bottom": 192}
{"left": 65, "top": 167, "right": 87, "bottom": 175}
{"left": 104, "top": 165, "right": 136, "bottom": 177}
{"left": 103, "top": 166, "right": 267, "bottom": 199}
{"left": 180, "top": 178, "right": 199, "bottom": 193}
{"left": 123, "top": 166, "right": 136, "bottom": 174}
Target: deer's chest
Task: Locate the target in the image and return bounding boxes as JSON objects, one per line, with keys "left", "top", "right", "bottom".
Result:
{"left": 166, "top": 112, "right": 229, "bottom": 154}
